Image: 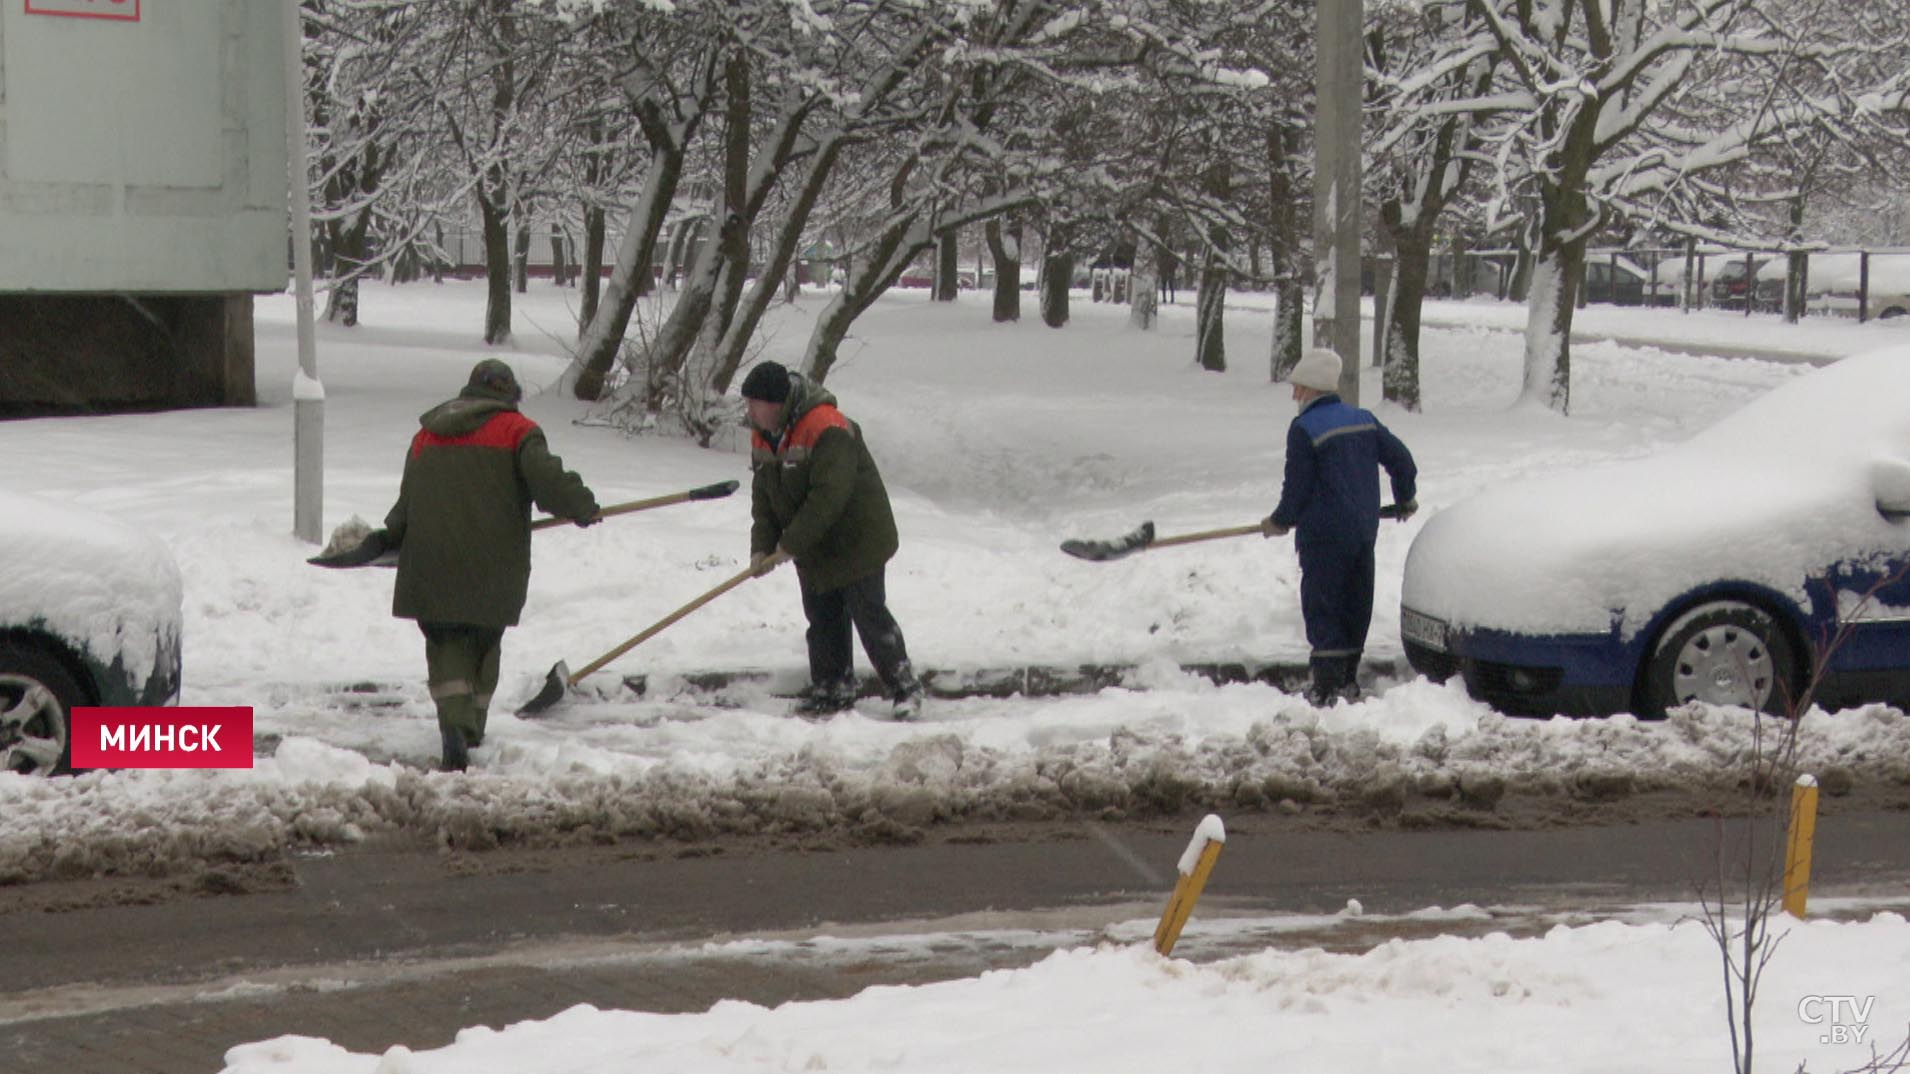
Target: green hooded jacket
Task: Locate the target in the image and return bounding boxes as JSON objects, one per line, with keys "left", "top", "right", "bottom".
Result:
{"left": 749, "top": 377, "right": 898, "bottom": 593}
{"left": 385, "top": 385, "right": 598, "bottom": 627}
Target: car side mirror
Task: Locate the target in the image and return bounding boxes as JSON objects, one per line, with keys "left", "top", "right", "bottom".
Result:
{"left": 1873, "top": 456, "right": 1910, "bottom": 522}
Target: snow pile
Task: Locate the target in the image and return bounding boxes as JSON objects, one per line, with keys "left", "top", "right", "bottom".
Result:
{"left": 6, "top": 689, "right": 1906, "bottom": 884}
{"left": 219, "top": 913, "right": 1910, "bottom": 1073}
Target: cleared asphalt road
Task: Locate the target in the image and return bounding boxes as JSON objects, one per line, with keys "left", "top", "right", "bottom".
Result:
{"left": 6, "top": 810, "right": 1910, "bottom": 1074}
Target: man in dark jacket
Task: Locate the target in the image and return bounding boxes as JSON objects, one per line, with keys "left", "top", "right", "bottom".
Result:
{"left": 1265, "top": 348, "right": 1417, "bottom": 705}
{"left": 741, "top": 361, "right": 924, "bottom": 719}
{"left": 383, "top": 359, "right": 599, "bottom": 770}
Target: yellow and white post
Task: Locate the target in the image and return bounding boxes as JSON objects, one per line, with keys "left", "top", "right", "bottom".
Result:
{"left": 1783, "top": 773, "right": 1819, "bottom": 919}
{"left": 1154, "top": 814, "right": 1227, "bottom": 957}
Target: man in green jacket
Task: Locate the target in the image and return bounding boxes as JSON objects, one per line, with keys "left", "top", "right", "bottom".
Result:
{"left": 383, "top": 359, "right": 599, "bottom": 770}
{"left": 741, "top": 361, "right": 924, "bottom": 719}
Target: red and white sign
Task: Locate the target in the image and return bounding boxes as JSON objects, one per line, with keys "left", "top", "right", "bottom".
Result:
{"left": 24, "top": 0, "right": 140, "bottom": 21}
{"left": 71, "top": 707, "right": 254, "bottom": 769}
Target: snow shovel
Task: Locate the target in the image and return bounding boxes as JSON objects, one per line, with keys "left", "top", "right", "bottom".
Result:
{"left": 529, "top": 478, "right": 739, "bottom": 532}
{"left": 307, "top": 479, "right": 739, "bottom": 568}
{"left": 1061, "top": 504, "right": 1410, "bottom": 562}
{"left": 515, "top": 550, "right": 791, "bottom": 717}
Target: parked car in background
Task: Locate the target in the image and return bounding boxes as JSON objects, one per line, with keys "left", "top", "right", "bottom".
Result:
{"left": 1806, "top": 252, "right": 1910, "bottom": 320}
{"left": 1, "top": 489, "right": 183, "bottom": 775}
{"left": 1709, "top": 257, "right": 1771, "bottom": 311}
{"left": 1580, "top": 257, "right": 1650, "bottom": 306}
{"left": 1400, "top": 346, "right": 1910, "bottom": 718}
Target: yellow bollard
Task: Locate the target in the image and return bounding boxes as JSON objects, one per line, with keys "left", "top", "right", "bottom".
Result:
{"left": 1783, "top": 774, "right": 1819, "bottom": 919}
{"left": 1154, "top": 814, "right": 1227, "bottom": 957}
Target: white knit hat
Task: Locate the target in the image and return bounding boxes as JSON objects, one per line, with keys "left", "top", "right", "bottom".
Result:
{"left": 1288, "top": 347, "right": 1343, "bottom": 392}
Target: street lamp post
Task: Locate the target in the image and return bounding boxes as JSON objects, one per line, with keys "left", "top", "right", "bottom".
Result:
{"left": 284, "top": 0, "right": 323, "bottom": 544}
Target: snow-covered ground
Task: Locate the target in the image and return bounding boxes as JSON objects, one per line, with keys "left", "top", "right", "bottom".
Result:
{"left": 219, "top": 905, "right": 1910, "bottom": 1074}
{"left": 4, "top": 283, "right": 1910, "bottom": 884}
{"left": 8, "top": 280, "right": 1910, "bottom": 1072}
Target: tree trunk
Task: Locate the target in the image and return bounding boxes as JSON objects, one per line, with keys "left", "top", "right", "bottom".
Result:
{"left": 513, "top": 222, "right": 531, "bottom": 294}
{"left": 1272, "top": 272, "right": 1304, "bottom": 382}
{"left": 932, "top": 229, "right": 959, "bottom": 301}
{"left": 581, "top": 205, "right": 606, "bottom": 327}
{"left": 572, "top": 131, "right": 691, "bottom": 400}
{"left": 985, "top": 215, "right": 1021, "bottom": 323}
{"left": 1508, "top": 238, "right": 1533, "bottom": 304}
{"left": 806, "top": 218, "right": 925, "bottom": 383}
{"left": 1520, "top": 114, "right": 1598, "bottom": 414}
{"left": 1382, "top": 221, "right": 1430, "bottom": 411}
{"left": 711, "top": 140, "right": 844, "bottom": 394}
{"left": 1128, "top": 240, "right": 1158, "bottom": 331}
{"left": 1787, "top": 251, "right": 1808, "bottom": 324}
{"left": 1040, "top": 225, "right": 1071, "bottom": 328}
{"left": 322, "top": 210, "right": 371, "bottom": 327}
{"left": 1267, "top": 127, "right": 1304, "bottom": 381}
{"left": 479, "top": 191, "right": 512, "bottom": 344}
{"left": 1785, "top": 196, "right": 1808, "bottom": 324}
{"left": 1040, "top": 253, "right": 1072, "bottom": 327}
{"left": 641, "top": 246, "right": 722, "bottom": 409}
{"left": 550, "top": 224, "right": 569, "bottom": 287}
{"left": 1194, "top": 246, "right": 1226, "bottom": 372}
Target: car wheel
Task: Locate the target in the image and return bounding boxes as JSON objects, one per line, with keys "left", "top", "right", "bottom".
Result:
{"left": 0, "top": 641, "right": 86, "bottom": 776}
{"left": 1879, "top": 306, "right": 1906, "bottom": 320}
{"left": 1641, "top": 602, "right": 1795, "bottom": 716}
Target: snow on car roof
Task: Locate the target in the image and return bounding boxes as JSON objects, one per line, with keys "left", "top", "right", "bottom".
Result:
{"left": 1402, "top": 345, "right": 1910, "bottom": 638}
{"left": 0, "top": 488, "right": 182, "bottom": 683}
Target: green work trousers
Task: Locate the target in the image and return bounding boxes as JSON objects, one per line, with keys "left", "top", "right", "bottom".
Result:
{"left": 420, "top": 622, "right": 504, "bottom": 742}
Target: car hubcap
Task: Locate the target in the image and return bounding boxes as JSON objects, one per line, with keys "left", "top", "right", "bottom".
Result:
{"left": 0, "top": 674, "right": 67, "bottom": 775}
{"left": 1671, "top": 624, "right": 1774, "bottom": 709}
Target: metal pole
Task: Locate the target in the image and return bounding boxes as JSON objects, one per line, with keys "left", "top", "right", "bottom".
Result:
{"left": 284, "top": 0, "right": 323, "bottom": 543}
{"left": 1860, "top": 251, "right": 1871, "bottom": 324}
{"left": 1313, "top": 0, "right": 1363, "bottom": 403}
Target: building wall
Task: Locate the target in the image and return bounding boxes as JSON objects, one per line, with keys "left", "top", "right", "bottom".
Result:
{"left": 0, "top": 1, "right": 287, "bottom": 414}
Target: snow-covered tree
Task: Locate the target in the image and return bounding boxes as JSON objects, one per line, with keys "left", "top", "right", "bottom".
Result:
{"left": 1451, "top": 0, "right": 1909, "bottom": 412}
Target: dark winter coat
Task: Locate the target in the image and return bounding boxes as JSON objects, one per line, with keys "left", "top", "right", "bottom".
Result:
{"left": 749, "top": 376, "right": 898, "bottom": 594}
{"left": 385, "top": 387, "right": 598, "bottom": 628}
{"left": 1270, "top": 394, "right": 1417, "bottom": 549}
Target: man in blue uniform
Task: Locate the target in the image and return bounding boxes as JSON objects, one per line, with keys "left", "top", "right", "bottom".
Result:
{"left": 1265, "top": 348, "right": 1417, "bottom": 705}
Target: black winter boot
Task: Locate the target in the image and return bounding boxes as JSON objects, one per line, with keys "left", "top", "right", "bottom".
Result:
{"left": 794, "top": 677, "right": 857, "bottom": 717}
{"left": 890, "top": 662, "right": 925, "bottom": 720}
{"left": 440, "top": 726, "right": 470, "bottom": 772}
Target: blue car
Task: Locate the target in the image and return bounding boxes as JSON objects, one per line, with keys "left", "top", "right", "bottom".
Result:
{"left": 1400, "top": 346, "right": 1910, "bottom": 717}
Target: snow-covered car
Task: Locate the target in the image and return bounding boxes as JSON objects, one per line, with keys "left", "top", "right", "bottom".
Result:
{"left": 1399, "top": 346, "right": 1910, "bottom": 717}
{"left": 1, "top": 489, "right": 183, "bottom": 775}
{"left": 1803, "top": 253, "right": 1910, "bottom": 320}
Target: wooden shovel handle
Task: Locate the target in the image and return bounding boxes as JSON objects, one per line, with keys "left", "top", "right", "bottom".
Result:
{"left": 532, "top": 480, "right": 739, "bottom": 532}
{"left": 1148, "top": 524, "right": 1266, "bottom": 549}
{"left": 567, "top": 554, "right": 782, "bottom": 683}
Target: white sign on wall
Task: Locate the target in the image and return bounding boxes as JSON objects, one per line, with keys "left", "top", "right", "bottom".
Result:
{"left": 24, "top": 0, "right": 141, "bottom": 21}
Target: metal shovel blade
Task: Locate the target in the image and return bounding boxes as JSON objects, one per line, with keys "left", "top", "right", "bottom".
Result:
{"left": 1060, "top": 521, "right": 1156, "bottom": 562}
{"left": 515, "top": 659, "right": 572, "bottom": 717}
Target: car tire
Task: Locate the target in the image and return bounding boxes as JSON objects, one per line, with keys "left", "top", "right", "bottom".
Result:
{"left": 1640, "top": 602, "right": 1795, "bottom": 717}
{"left": 0, "top": 640, "right": 86, "bottom": 776}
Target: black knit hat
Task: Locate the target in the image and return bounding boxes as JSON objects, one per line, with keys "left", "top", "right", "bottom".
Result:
{"left": 739, "top": 361, "right": 792, "bottom": 403}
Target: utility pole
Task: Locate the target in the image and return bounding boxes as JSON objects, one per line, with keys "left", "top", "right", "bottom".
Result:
{"left": 284, "top": 0, "right": 324, "bottom": 543}
{"left": 1313, "top": 0, "right": 1363, "bottom": 403}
